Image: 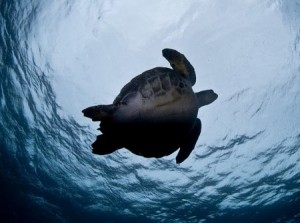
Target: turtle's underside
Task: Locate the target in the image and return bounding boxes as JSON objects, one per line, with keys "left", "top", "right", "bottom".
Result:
{"left": 83, "top": 49, "right": 218, "bottom": 163}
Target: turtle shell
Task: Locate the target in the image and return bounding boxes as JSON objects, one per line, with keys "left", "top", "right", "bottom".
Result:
{"left": 111, "top": 67, "right": 198, "bottom": 124}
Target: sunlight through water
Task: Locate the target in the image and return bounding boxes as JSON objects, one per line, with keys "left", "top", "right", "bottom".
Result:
{"left": 1, "top": 0, "right": 300, "bottom": 222}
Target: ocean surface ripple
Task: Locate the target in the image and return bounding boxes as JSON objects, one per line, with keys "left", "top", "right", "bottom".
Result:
{"left": 1, "top": 0, "right": 300, "bottom": 222}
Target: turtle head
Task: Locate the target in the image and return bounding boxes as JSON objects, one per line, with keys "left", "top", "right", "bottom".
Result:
{"left": 162, "top": 48, "right": 196, "bottom": 86}
{"left": 196, "top": 90, "right": 218, "bottom": 108}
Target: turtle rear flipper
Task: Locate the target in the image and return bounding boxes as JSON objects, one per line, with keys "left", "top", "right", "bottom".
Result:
{"left": 176, "top": 119, "right": 201, "bottom": 164}
{"left": 82, "top": 104, "right": 117, "bottom": 121}
{"left": 196, "top": 90, "right": 218, "bottom": 108}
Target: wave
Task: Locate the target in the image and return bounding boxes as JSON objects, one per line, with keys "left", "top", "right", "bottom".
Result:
{"left": 1, "top": 0, "right": 300, "bottom": 222}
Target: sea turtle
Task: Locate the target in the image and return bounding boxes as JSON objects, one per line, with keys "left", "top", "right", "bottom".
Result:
{"left": 82, "top": 49, "right": 217, "bottom": 163}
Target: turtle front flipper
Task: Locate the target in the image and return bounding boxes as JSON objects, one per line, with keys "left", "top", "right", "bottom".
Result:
{"left": 162, "top": 48, "right": 196, "bottom": 86}
{"left": 176, "top": 118, "right": 201, "bottom": 164}
{"left": 82, "top": 104, "right": 117, "bottom": 121}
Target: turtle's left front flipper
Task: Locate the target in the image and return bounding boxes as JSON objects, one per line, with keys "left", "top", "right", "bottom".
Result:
{"left": 176, "top": 118, "right": 202, "bottom": 164}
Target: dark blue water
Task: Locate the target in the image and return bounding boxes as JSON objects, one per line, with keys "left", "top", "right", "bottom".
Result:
{"left": 1, "top": 0, "right": 300, "bottom": 222}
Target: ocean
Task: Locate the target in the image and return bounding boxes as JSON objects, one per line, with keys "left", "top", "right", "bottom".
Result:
{"left": 1, "top": 0, "right": 300, "bottom": 222}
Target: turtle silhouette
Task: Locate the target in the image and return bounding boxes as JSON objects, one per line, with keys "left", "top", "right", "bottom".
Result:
{"left": 82, "top": 49, "right": 217, "bottom": 163}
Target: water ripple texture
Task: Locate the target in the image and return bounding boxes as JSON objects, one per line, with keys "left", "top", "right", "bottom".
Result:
{"left": 1, "top": 0, "right": 300, "bottom": 222}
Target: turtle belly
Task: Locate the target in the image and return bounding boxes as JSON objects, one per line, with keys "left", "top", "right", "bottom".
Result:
{"left": 100, "top": 94, "right": 198, "bottom": 158}
{"left": 97, "top": 79, "right": 199, "bottom": 159}
{"left": 124, "top": 121, "right": 195, "bottom": 158}
{"left": 140, "top": 91, "right": 199, "bottom": 123}
{"left": 99, "top": 120, "right": 195, "bottom": 158}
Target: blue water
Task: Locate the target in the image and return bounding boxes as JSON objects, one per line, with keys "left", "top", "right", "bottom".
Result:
{"left": 1, "top": 0, "right": 300, "bottom": 222}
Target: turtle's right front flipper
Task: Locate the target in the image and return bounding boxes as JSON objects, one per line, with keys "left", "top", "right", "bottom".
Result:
{"left": 162, "top": 48, "right": 196, "bottom": 86}
{"left": 82, "top": 104, "right": 117, "bottom": 121}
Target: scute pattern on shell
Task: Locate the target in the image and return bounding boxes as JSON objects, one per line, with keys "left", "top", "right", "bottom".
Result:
{"left": 113, "top": 67, "right": 192, "bottom": 107}
{"left": 141, "top": 69, "right": 172, "bottom": 99}
{"left": 160, "top": 73, "right": 171, "bottom": 91}
{"left": 113, "top": 68, "right": 171, "bottom": 104}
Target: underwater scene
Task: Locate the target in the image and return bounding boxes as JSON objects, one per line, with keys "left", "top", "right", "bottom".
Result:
{"left": 1, "top": 0, "right": 300, "bottom": 222}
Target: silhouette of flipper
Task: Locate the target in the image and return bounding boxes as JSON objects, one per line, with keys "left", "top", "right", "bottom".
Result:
{"left": 176, "top": 118, "right": 201, "bottom": 164}
{"left": 92, "top": 134, "right": 121, "bottom": 155}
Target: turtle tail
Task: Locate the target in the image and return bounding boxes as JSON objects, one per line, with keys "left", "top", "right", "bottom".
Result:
{"left": 82, "top": 104, "right": 116, "bottom": 121}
